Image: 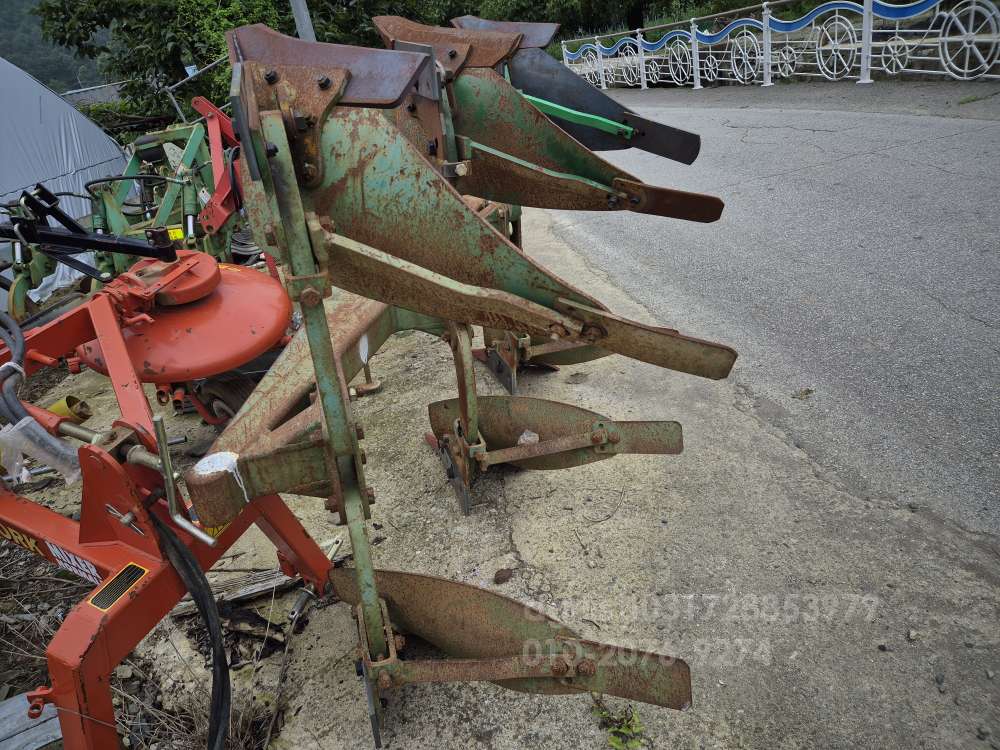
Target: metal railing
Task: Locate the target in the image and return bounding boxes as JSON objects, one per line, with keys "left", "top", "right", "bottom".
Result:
{"left": 561, "top": 0, "right": 1000, "bottom": 87}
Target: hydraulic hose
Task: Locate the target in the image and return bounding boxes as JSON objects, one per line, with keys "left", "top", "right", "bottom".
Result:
{"left": 150, "top": 512, "right": 231, "bottom": 750}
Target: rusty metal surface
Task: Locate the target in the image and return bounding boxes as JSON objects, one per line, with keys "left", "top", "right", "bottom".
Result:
{"left": 455, "top": 143, "right": 623, "bottom": 212}
{"left": 450, "top": 16, "right": 559, "bottom": 48}
{"left": 614, "top": 178, "right": 725, "bottom": 223}
{"left": 186, "top": 294, "right": 394, "bottom": 526}
{"left": 239, "top": 60, "right": 351, "bottom": 188}
{"left": 186, "top": 439, "right": 332, "bottom": 523}
{"left": 372, "top": 16, "right": 522, "bottom": 69}
{"left": 452, "top": 68, "right": 630, "bottom": 185}
{"left": 319, "top": 231, "right": 584, "bottom": 340}
{"left": 330, "top": 567, "right": 692, "bottom": 708}
{"left": 449, "top": 70, "right": 722, "bottom": 221}
{"left": 329, "top": 565, "right": 573, "bottom": 656}
{"left": 311, "top": 106, "right": 605, "bottom": 313}
{"left": 429, "top": 395, "right": 683, "bottom": 470}
{"left": 556, "top": 298, "right": 738, "bottom": 380}
{"left": 228, "top": 24, "right": 428, "bottom": 108}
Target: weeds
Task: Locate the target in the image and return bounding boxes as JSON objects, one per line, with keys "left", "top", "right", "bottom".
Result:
{"left": 592, "top": 695, "right": 647, "bottom": 750}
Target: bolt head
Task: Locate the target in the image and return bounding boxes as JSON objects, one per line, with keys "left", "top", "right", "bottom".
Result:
{"left": 300, "top": 287, "right": 322, "bottom": 307}
{"left": 265, "top": 142, "right": 279, "bottom": 158}
{"left": 448, "top": 48, "right": 458, "bottom": 58}
{"left": 551, "top": 658, "right": 569, "bottom": 676}
{"left": 302, "top": 162, "right": 317, "bottom": 181}
{"left": 317, "top": 75, "right": 332, "bottom": 89}
{"left": 577, "top": 658, "right": 596, "bottom": 677}
{"left": 264, "top": 69, "right": 279, "bottom": 85}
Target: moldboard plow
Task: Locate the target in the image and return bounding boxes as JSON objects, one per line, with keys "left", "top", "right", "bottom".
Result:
{"left": 0, "top": 18, "right": 736, "bottom": 749}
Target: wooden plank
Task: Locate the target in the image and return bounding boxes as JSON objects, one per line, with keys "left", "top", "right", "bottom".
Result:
{"left": 171, "top": 568, "right": 296, "bottom": 617}
{"left": 0, "top": 694, "right": 61, "bottom": 750}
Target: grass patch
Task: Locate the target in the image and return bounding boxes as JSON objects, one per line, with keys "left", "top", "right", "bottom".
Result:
{"left": 592, "top": 695, "right": 646, "bottom": 749}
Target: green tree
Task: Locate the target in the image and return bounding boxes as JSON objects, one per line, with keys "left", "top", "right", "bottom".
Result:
{"left": 36, "top": 0, "right": 296, "bottom": 116}
{"left": 35, "top": 0, "right": 651, "bottom": 117}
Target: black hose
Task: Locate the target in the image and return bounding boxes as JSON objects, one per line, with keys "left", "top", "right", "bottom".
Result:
{"left": 150, "top": 513, "right": 230, "bottom": 750}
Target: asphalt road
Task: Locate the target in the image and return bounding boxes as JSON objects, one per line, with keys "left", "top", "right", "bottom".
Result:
{"left": 549, "top": 80, "right": 1000, "bottom": 535}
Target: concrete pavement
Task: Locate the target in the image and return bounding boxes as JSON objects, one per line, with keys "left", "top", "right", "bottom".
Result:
{"left": 552, "top": 80, "right": 1000, "bottom": 535}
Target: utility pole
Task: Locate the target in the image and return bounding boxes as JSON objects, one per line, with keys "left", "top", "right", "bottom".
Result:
{"left": 289, "top": 0, "right": 317, "bottom": 42}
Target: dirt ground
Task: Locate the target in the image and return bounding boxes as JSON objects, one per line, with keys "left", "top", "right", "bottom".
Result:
{"left": 5, "top": 207, "right": 999, "bottom": 749}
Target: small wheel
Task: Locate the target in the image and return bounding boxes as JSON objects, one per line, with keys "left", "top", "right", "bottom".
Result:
{"left": 938, "top": 0, "right": 1000, "bottom": 79}
{"left": 618, "top": 41, "right": 640, "bottom": 85}
{"left": 583, "top": 50, "right": 601, "bottom": 84}
{"left": 668, "top": 40, "right": 693, "bottom": 84}
{"left": 730, "top": 30, "right": 762, "bottom": 83}
{"left": 646, "top": 59, "right": 662, "bottom": 83}
{"left": 881, "top": 35, "right": 911, "bottom": 73}
{"left": 776, "top": 45, "right": 799, "bottom": 77}
{"left": 702, "top": 54, "right": 721, "bottom": 82}
{"left": 198, "top": 373, "right": 257, "bottom": 427}
{"left": 815, "top": 14, "right": 858, "bottom": 80}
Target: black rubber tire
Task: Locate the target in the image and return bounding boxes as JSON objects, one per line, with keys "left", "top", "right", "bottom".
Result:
{"left": 198, "top": 373, "right": 257, "bottom": 428}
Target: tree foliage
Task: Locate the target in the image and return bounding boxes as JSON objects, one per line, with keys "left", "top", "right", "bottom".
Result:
{"left": 34, "top": 0, "right": 656, "bottom": 117}
{"left": 1, "top": 0, "right": 102, "bottom": 92}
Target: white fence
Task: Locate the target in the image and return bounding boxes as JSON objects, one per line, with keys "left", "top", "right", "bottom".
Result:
{"left": 562, "top": 0, "right": 1000, "bottom": 87}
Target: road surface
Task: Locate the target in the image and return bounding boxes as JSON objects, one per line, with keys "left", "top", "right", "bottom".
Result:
{"left": 551, "top": 80, "right": 1000, "bottom": 534}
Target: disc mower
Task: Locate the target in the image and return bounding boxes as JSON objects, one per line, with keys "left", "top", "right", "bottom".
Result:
{"left": 0, "top": 18, "right": 737, "bottom": 749}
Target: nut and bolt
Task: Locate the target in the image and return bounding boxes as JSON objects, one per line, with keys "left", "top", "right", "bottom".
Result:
{"left": 590, "top": 431, "right": 604, "bottom": 445}
{"left": 393, "top": 634, "right": 406, "bottom": 652}
{"left": 453, "top": 162, "right": 469, "bottom": 177}
{"left": 447, "top": 49, "right": 458, "bottom": 59}
{"left": 550, "top": 658, "right": 569, "bottom": 676}
{"left": 376, "top": 671, "right": 392, "bottom": 690}
{"left": 265, "top": 142, "right": 279, "bottom": 158}
{"left": 577, "top": 659, "right": 596, "bottom": 677}
{"left": 406, "top": 102, "right": 417, "bottom": 113}
{"left": 302, "top": 162, "right": 318, "bottom": 181}
{"left": 607, "top": 195, "right": 620, "bottom": 208}
{"left": 317, "top": 74, "right": 332, "bottom": 89}
{"left": 299, "top": 287, "right": 322, "bottom": 307}
{"left": 264, "top": 69, "right": 279, "bottom": 85}
{"left": 548, "top": 324, "right": 570, "bottom": 339}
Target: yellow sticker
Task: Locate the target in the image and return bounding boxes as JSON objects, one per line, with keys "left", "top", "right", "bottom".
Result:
{"left": 203, "top": 523, "right": 231, "bottom": 539}
{"left": 167, "top": 227, "right": 185, "bottom": 241}
{"left": 0, "top": 521, "right": 42, "bottom": 555}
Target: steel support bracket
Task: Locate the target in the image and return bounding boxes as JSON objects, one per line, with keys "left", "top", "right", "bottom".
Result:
{"left": 285, "top": 271, "right": 332, "bottom": 302}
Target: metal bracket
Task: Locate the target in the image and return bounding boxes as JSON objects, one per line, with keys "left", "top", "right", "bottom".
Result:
{"left": 285, "top": 271, "right": 332, "bottom": 302}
